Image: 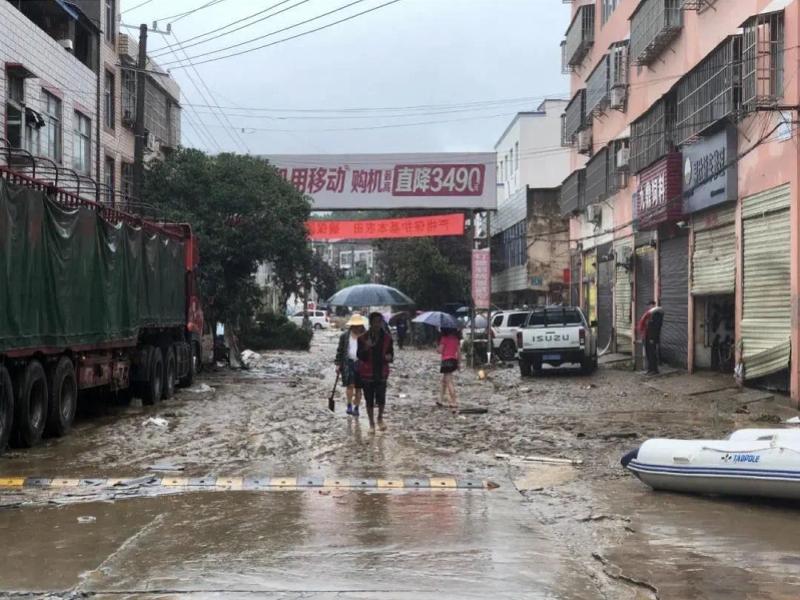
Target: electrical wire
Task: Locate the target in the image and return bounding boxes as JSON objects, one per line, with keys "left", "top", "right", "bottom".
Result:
{"left": 155, "top": 0, "right": 230, "bottom": 25}
{"left": 161, "top": 0, "right": 404, "bottom": 69}
{"left": 122, "top": 0, "right": 155, "bottom": 14}
{"left": 149, "top": 0, "right": 315, "bottom": 58}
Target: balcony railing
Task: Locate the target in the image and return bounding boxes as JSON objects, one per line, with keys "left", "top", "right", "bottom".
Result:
{"left": 631, "top": 96, "right": 673, "bottom": 173}
{"left": 630, "top": 0, "right": 683, "bottom": 66}
{"left": 675, "top": 35, "right": 741, "bottom": 146}
{"left": 562, "top": 89, "right": 587, "bottom": 146}
{"left": 560, "top": 168, "right": 586, "bottom": 216}
{"left": 742, "top": 11, "right": 784, "bottom": 112}
{"left": 564, "top": 5, "right": 595, "bottom": 69}
{"left": 586, "top": 55, "right": 610, "bottom": 116}
{"left": 585, "top": 147, "right": 609, "bottom": 205}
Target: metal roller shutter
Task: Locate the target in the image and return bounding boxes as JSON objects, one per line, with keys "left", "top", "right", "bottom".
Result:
{"left": 659, "top": 235, "right": 689, "bottom": 368}
{"left": 597, "top": 256, "right": 614, "bottom": 351}
{"left": 614, "top": 241, "right": 633, "bottom": 353}
{"left": 742, "top": 184, "right": 791, "bottom": 380}
{"left": 692, "top": 223, "right": 736, "bottom": 295}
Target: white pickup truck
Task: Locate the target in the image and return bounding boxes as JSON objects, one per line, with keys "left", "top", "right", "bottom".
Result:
{"left": 516, "top": 306, "right": 598, "bottom": 376}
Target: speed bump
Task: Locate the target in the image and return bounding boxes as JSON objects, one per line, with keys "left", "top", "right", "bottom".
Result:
{"left": 324, "top": 478, "right": 351, "bottom": 488}
{"left": 429, "top": 478, "right": 458, "bottom": 489}
{"left": 216, "top": 477, "right": 244, "bottom": 490}
{"left": 49, "top": 478, "right": 81, "bottom": 488}
{"left": 270, "top": 477, "right": 297, "bottom": 488}
{"left": 0, "top": 478, "right": 25, "bottom": 488}
{"left": 162, "top": 477, "right": 188, "bottom": 487}
{"left": 296, "top": 476, "right": 324, "bottom": 487}
{"left": 377, "top": 479, "right": 404, "bottom": 489}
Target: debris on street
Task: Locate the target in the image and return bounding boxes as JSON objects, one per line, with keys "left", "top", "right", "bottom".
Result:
{"left": 143, "top": 417, "right": 169, "bottom": 428}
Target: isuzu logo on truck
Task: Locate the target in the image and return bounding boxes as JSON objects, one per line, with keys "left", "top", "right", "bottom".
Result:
{"left": 535, "top": 334, "right": 571, "bottom": 342}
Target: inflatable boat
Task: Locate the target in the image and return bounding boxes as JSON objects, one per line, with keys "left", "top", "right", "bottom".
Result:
{"left": 623, "top": 428, "right": 800, "bottom": 500}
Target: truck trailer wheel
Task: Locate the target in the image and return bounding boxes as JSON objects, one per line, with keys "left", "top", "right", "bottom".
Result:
{"left": 142, "top": 347, "right": 164, "bottom": 406}
{"left": 13, "top": 360, "right": 48, "bottom": 448}
{"left": 180, "top": 342, "right": 199, "bottom": 388}
{"left": 46, "top": 356, "right": 77, "bottom": 437}
{"left": 0, "top": 365, "right": 13, "bottom": 453}
{"left": 163, "top": 347, "right": 176, "bottom": 400}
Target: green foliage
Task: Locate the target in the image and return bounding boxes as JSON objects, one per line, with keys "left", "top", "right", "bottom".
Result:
{"left": 143, "top": 149, "right": 311, "bottom": 326}
{"left": 377, "top": 237, "right": 468, "bottom": 310}
{"left": 310, "top": 251, "right": 340, "bottom": 303}
{"left": 240, "top": 312, "right": 312, "bottom": 351}
{"left": 337, "top": 262, "right": 371, "bottom": 290}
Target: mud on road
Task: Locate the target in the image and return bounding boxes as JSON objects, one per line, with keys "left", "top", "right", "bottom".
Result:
{"left": 1, "top": 331, "right": 799, "bottom": 599}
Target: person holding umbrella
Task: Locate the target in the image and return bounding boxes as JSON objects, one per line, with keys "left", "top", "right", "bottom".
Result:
{"left": 357, "top": 312, "right": 394, "bottom": 433}
{"left": 335, "top": 314, "right": 367, "bottom": 417}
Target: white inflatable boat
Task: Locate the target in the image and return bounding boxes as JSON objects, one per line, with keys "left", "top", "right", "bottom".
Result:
{"left": 623, "top": 428, "right": 800, "bottom": 500}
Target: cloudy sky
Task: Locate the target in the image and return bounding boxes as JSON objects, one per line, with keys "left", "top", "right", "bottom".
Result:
{"left": 120, "top": 0, "right": 570, "bottom": 155}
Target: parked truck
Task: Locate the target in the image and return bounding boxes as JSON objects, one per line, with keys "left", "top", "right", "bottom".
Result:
{"left": 517, "top": 306, "right": 598, "bottom": 376}
{"left": 0, "top": 172, "right": 204, "bottom": 454}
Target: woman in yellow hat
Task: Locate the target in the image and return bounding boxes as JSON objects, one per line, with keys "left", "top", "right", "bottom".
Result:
{"left": 335, "top": 313, "right": 367, "bottom": 417}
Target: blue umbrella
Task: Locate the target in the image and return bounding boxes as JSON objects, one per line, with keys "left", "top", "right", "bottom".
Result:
{"left": 413, "top": 311, "right": 459, "bottom": 329}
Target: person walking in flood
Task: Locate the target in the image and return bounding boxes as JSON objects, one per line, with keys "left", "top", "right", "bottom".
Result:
{"left": 395, "top": 315, "right": 409, "bottom": 350}
{"left": 335, "top": 314, "right": 367, "bottom": 417}
{"left": 439, "top": 327, "right": 461, "bottom": 413}
{"left": 637, "top": 300, "right": 664, "bottom": 375}
{"left": 357, "top": 312, "right": 394, "bottom": 433}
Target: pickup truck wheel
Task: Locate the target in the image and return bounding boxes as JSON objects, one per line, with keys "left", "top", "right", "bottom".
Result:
{"left": 313, "top": 323, "right": 323, "bottom": 331}
{"left": 581, "top": 357, "right": 596, "bottom": 375}
{"left": 142, "top": 347, "right": 163, "bottom": 406}
{"left": 497, "top": 340, "right": 516, "bottom": 362}
{"left": 13, "top": 360, "right": 48, "bottom": 448}
{"left": 163, "top": 347, "right": 176, "bottom": 400}
{"left": 0, "top": 365, "right": 13, "bottom": 453}
{"left": 519, "top": 358, "right": 533, "bottom": 378}
{"left": 45, "top": 357, "right": 77, "bottom": 437}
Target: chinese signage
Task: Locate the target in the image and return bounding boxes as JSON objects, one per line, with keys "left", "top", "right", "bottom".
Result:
{"left": 635, "top": 152, "right": 683, "bottom": 230}
{"left": 265, "top": 153, "right": 497, "bottom": 210}
{"left": 472, "top": 249, "right": 491, "bottom": 309}
{"left": 306, "top": 213, "right": 465, "bottom": 240}
{"left": 681, "top": 126, "right": 738, "bottom": 214}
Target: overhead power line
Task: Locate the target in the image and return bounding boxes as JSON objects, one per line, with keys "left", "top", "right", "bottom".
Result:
{"left": 162, "top": 0, "right": 404, "bottom": 69}
{"left": 155, "top": 0, "right": 230, "bottom": 24}
{"left": 122, "top": 0, "right": 155, "bottom": 14}
{"left": 150, "top": 0, "right": 315, "bottom": 58}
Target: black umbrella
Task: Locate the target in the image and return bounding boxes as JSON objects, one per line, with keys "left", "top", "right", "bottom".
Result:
{"left": 328, "top": 284, "right": 414, "bottom": 308}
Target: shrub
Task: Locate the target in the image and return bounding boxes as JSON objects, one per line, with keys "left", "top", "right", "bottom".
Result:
{"left": 240, "top": 312, "right": 312, "bottom": 351}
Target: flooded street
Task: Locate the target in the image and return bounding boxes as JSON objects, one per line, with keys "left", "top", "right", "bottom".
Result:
{"left": 1, "top": 332, "right": 799, "bottom": 599}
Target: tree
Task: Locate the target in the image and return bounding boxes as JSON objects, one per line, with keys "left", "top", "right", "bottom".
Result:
{"left": 309, "top": 251, "right": 340, "bottom": 303}
{"left": 377, "top": 237, "right": 468, "bottom": 310}
{"left": 143, "top": 149, "right": 312, "bottom": 328}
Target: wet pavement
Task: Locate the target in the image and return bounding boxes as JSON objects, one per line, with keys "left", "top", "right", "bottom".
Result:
{"left": 1, "top": 330, "right": 799, "bottom": 599}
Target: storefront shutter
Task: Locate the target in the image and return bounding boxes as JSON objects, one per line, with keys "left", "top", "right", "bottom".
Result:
{"left": 659, "top": 234, "right": 689, "bottom": 368}
{"left": 692, "top": 223, "right": 736, "bottom": 295}
{"left": 741, "top": 184, "right": 791, "bottom": 380}
{"left": 614, "top": 240, "right": 633, "bottom": 353}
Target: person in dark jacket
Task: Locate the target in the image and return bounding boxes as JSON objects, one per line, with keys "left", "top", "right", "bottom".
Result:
{"left": 637, "top": 300, "right": 664, "bottom": 374}
{"left": 335, "top": 314, "right": 367, "bottom": 417}
{"left": 395, "top": 316, "right": 409, "bottom": 349}
{"left": 357, "top": 312, "right": 394, "bottom": 433}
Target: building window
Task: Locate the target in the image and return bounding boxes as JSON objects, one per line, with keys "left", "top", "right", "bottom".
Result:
{"left": 339, "top": 251, "right": 353, "bottom": 269}
{"left": 121, "top": 67, "right": 136, "bottom": 126}
{"left": 72, "top": 111, "right": 91, "bottom": 174}
{"left": 515, "top": 141, "right": 519, "bottom": 171}
{"left": 742, "top": 11, "right": 784, "bottom": 112}
{"left": 602, "top": 0, "right": 619, "bottom": 25}
{"left": 104, "top": 156, "right": 115, "bottom": 199}
{"left": 121, "top": 162, "right": 134, "bottom": 200}
{"left": 5, "top": 72, "right": 25, "bottom": 148}
{"left": 492, "top": 220, "right": 527, "bottom": 273}
{"left": 105, "top": 0, "right": 116, "bottom": 44}
{"left": 104, "top": 70, "right": 115, "bottom": 129}
{"left": 42, "top": 91, "right": 62, "bottom": 163}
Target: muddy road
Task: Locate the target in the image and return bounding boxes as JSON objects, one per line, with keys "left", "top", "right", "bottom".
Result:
{"left": 1, "top": 331, "right": 799, "bottom": 599}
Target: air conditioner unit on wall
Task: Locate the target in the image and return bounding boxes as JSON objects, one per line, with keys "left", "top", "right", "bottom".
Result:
{"left": 610, "top": 86, "right": 627, "bottom": 110}
{"left": 145, "top": 132, "right": 156, "bottom": 151}
{"left": 577, "top": 129, "right": 592, "bottom": 154}
{"left": 585, "top": 203, "right": 602, "bottom": 226}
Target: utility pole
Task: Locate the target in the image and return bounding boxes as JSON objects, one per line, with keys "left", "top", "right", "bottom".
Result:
{"left": 132, "top": 23, "right": 147, "bottom": 202}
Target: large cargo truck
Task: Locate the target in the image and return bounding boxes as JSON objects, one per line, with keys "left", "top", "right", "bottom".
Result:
{"left": 0, "top": 170, "right": 204, "bottom": 453}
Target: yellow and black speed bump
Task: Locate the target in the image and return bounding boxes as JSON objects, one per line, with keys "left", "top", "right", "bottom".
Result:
{"left": 0, "top": 475, "right": 496, "bottom": 492}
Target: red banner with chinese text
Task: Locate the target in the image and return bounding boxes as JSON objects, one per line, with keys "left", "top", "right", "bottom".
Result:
{"left": 306, "top": 213, "right": 465, "bottom": 240}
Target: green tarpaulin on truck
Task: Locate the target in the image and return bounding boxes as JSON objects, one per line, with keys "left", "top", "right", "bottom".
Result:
{"left": 0, "top": 179, "right": 186, "bottom": 354}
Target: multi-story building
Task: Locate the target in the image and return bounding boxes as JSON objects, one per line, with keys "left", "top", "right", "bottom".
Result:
{"left": 0, "top": 0, "right": 181, "bottom": 209}
{"left": 560, "top": 0, "right": 800, "bottom": 404}
{"left": 491, "top": 99, "right": 571, "bottom": 307}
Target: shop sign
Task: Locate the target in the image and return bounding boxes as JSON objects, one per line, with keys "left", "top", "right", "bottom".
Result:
{"left": 471, "top": 249, "right": 491, "bottom": 309}
{"left": 634, "top": 153, "right": 683, "bottom": 230}
{"left": 681, "top": 126, "right": 738, "bottom": 213}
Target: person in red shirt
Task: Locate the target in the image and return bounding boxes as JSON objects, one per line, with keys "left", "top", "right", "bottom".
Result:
{"left": 439, "top": 328, "right": 461, "bottom": 414}
{"left": 637, "top": 300, "right": 664, "bottom": 374}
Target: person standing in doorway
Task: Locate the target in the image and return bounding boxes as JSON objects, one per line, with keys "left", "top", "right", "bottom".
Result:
{"left": 335, "top": 314, "right": 367, "bottom": 417}
{"left": 439, "top": 327, "right": 461, "bottom": 414}
{"left": 358, "top": 312, "right": 394, "bottom": 433}
{"left": 637, "top": 300, "right": 664, "bottom": 374}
